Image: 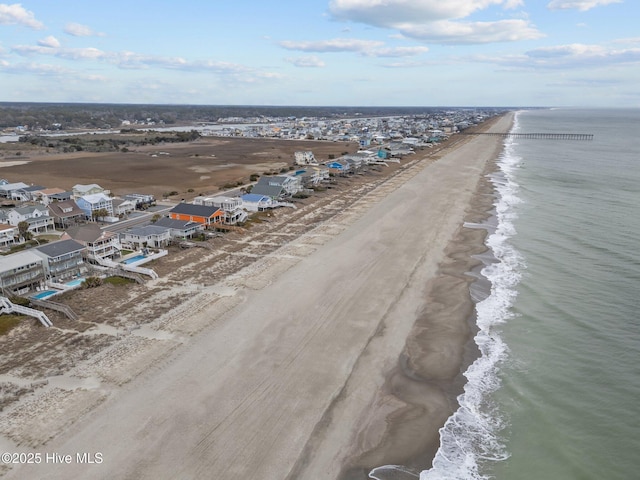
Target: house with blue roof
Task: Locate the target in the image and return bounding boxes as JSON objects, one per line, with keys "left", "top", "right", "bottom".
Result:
{"left": 241, "top": 193, "right": 276, "bottom": 212}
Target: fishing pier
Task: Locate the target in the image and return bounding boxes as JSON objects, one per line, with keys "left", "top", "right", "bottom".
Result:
{"left": 461, "top": 132, "right": 593, "bottom": 140}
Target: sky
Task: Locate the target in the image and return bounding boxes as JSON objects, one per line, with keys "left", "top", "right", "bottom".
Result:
{"left": 0, "top": 0, "right": 638, "bottom": 107}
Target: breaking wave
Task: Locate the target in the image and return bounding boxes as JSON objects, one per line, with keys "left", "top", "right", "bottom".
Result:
{"left": 419, "top": 118, "right": 525, "bottom": 480}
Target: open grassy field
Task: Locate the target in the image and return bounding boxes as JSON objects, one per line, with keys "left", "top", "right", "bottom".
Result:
{"left": 0, "top": 136, "right": 358, "bottom": 200}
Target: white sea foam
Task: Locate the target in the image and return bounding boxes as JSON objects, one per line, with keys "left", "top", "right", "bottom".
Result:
{"left": 418, "top": 118, "right": 525, "bottom": 480}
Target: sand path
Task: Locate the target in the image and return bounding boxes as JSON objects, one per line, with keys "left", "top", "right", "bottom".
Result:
{"left": 3, "top": 114, "right": 512, "bottom": 480}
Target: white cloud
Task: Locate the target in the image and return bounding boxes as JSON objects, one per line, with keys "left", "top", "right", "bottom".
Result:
{"left": 0, "top": 3, "right": 44, "bottom": 29}
{"left": 398, "top": 19, "right": 542, "bottom": 44}
{"left": 547, "top": 0, "right": 622, "bottom": 11}
{"left": 37, "top": 35, "right": 60, "bottom": 48}
{"left": 329, "top": 0, "right": 518, "bottom": 24}
{"left": 13, "top": 44, "right": 107, "bottom": 60}
{"left": 285, "top": 56, "right": 326, "bottom": 67}
{"left": 328, "top": 0, "right": 541, "bottom": 44}
{"left": 279, "top": 38, "right": 383, "bottom": 53}
{"left": 380, "top": 60, "right": 431, "bottom": 68}
{"left": 370, "top": 46, "right": 429, "bottom": 57}
{"left": 279, "top": 38, "right": 428, "bottom": 57}
{"left": 0, "top": 61, "right": 73, "bottom": 75}
{"left": 10, "top": 40, "right": 282, "bottom": 85}
{"left": 526, "top": 43, "right": 606, "bottom": 58}
{"left": 474, "top": 43, "right": 640, "bottom": 69}
{"left": 64, "top": 22, "right": 104, "bottom": 37}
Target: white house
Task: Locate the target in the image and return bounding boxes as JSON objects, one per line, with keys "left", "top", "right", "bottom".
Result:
{"left": 120, "top": 225, "right": 171, "bottom": 249}
{"left": 65, "top": 224, "right": 121, "bottom": 262}
{"left": 6, "top": 205, "right": 55, "bottom": 234}
{"left": 240, "top": 193, "right": 276, "bottom": 212}
{"left": 294, "top": 151, "right": 318, "bottom": 166}
{"left": 34, "top": 187, "right": 69, "bottom": 205}
{"left": 72, "top": 183, "right": 107, "bottom": 199}
{"left": 153, "top": 217, "right": 203, "bottom": 240}
{"left": 0, "top": 224, "right": 18, "bottom": 248}
{"left": 0, "top": 250, "right": 46, "bottom": 295}
{"left": 112, "top": 198, "right": 136, "bottom": 217}
{"left": 0, "top": 182, "right": 29, "bottom": 200}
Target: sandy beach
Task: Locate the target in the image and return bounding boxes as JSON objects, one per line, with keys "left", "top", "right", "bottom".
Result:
{"left": 0, "top": 113, "right": 512, "bottom": 480}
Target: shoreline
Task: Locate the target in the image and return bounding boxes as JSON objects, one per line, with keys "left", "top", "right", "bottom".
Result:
{"left": 0, "top": 114, "right": 513, "bottom": 480}
{"left": 333, "top": 125, "right": 508, "bottom": 479}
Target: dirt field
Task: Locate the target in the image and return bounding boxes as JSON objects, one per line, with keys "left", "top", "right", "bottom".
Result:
{"left": 0, "top": 136, "right": 359, "bottom": 200}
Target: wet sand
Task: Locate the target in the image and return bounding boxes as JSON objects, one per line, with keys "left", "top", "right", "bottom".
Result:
{"left": 2, "top": 113, "right": 513, "bottom": 480}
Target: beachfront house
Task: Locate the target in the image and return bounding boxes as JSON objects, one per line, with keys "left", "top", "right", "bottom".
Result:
{"left": 153, "top": 217, "right": 203, "bottom": 240}
{"left": 33, "top": 239, "right": 86, "bottom": 283}
{"left": 294, "top": 167, "right": 329, "bottom": 188}
{"left": 168, "top": 203, "right": 224, "bottom": 228}
{"left": 294, "top": 151, "right": 318, "bottom": 166}
{"left": 48, "top": 199, "right": 85, "bottom": 229}
{"left": 120, "top": 225, "right": 171, "bottom": 249}
{"left": 0, "top": 250, "right": 47, "bottom": 295}
{"left": 192, "top": 196, "right": 247, "bottom": 225}
{"left": 251, "top": 175, "right": 302, "bottom": 200}
{"left": 326, "top": 160, "right": 351, "bottom": 176}
{"left": 240, "top": 194, "right": 275, "bottom": 212}
{"left": 387, "top": 143, "right": 414, "bottom": 157}
{"left": 65, "top": 224, "right": 121, "bottom": 263}
{"left": 76, "top": 193, "right": 114, "bottom": 221}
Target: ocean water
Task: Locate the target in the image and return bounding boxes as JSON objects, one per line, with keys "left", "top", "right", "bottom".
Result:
{"left": 414, "top": 108, "right": 640, "bottom": 480}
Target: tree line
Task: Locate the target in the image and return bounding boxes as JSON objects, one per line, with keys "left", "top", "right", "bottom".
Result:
{"left": 18, "top": 130, "right": 201, "bottom": 153}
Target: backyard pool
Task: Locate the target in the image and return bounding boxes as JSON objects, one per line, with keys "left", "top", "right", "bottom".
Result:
{"left": 32, "top": 290, "right": 58, "bottom": 300}
{"left": 66, "top": 278, "right": 85, "bottom": 287}
{"left": 123, "top": 254, "right": 146, "bottom": 265}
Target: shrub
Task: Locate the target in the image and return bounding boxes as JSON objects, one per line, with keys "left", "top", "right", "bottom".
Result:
{"left": 81, "top": 276, "right": 102, "bottom": 289}
{"left": 0, "top": 315, "right": 21, "bottom": 336}
{"left": 104, "top": 276, "right": 135, "bottom": 286}
{"left": 9, "top": 296, "right": 29, "bottom": 306}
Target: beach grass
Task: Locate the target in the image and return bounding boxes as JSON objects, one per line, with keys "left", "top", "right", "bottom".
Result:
{"left": 0, "top": 315, "right": 21, "bottom": 336}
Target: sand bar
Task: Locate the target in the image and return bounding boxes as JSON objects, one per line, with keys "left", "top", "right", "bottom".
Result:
{"left": 2, "top": 114, "right": 513, "bottom": 480}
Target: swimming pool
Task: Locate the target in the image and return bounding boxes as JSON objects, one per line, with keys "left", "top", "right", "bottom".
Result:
{"left": 66, "top": 278, "right": 85, "bottom": 287}
{"left": 123, "top": 254, "right": 146, "bottom": 265}
{"left": 32, "top": 290, "right": 58, "bottom": 300}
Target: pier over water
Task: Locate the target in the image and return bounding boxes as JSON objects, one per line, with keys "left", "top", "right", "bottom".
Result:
{"left": 461, "top": 132, "right": 593, "bottom": 140}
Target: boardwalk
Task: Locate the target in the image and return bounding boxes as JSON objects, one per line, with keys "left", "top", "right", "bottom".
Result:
{"left": 461, "top": 132, "right": 593, "bottom": 140}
